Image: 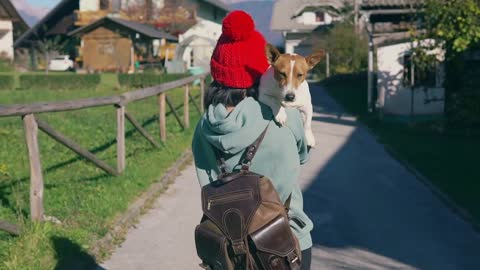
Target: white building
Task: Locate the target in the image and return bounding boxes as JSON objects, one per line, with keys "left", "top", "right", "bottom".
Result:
{"left": 362, "top": 0, "right": 445, "bottom": 118}
{"left": 271, "top": 0, "right": 347, "bottom": 54}
{"left": 0, "top": 0, "right": 28, "bottom": 60}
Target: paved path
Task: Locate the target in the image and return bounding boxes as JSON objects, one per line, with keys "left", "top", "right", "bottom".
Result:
{"left": 101, "top": 85, "right": 480, "bottom": 270}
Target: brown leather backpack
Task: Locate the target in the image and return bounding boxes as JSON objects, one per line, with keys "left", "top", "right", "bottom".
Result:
{"left": 195, "top": 125, "right": 302, "bottom": 270}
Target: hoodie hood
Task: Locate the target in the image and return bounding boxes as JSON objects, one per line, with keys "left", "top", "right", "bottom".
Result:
{"left": 200, "top": 97, "right": 271, "bottom": 154}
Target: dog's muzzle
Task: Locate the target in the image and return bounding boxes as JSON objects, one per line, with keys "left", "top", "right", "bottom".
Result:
{"left": 285, "top": 93, "right": 296, "bottom": 102}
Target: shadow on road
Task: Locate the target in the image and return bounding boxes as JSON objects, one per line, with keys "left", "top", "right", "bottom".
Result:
{"left": 51, "top": 236, "right": 104, "bottom": 270}
{"left": 300, "top": 83, "right": 480, "bottom": 270}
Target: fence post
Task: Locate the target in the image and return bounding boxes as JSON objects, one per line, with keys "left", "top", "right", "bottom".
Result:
{"left": 200, "top": 78, "right": 205, "bottom": 113}
{"left": 158, "top": 93, "right": 167, "bottom": 142}
{"left": 184, "top": 84, "right": 190, "bottom": 128}
{"left": 23, "top": 114, "right": 44, "bottom": 221}
{"left": 116, "top": 105, "right": 125, "bottom": 173}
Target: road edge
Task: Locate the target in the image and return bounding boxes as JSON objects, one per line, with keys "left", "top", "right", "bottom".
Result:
{"left": 89, "top": 149, "right": 193, "bottom": 261}
{"left": 317, "top": 82, "right": 480, "bottom": 233}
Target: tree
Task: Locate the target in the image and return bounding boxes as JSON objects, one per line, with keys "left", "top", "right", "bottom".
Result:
{"left": 312, "top": 22, "right": 368, "bottom": 76}
{"left": 411, "top": 0, "right": 480, "bottom": 125}
{"left": 36, "top": 26, "right": 68, "bottom": 75}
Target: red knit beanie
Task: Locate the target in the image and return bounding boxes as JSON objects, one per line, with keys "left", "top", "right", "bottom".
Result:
{"left": 210, "top": 10, "right": 269, "bottom": 89}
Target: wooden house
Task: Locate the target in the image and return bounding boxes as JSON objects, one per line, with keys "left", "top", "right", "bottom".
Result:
{"left": 14, "top": 0, "right": 228, "bottom": 72}
{"left": 0, "top": 0, "right": 28, "bottom": 60}
{"left": 69, "top": 17, "right": 177, "bottom": 72}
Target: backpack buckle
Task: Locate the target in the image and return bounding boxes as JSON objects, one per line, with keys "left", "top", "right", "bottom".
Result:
{"left": 231, "top": 240, "right": 247, "bottom": 255}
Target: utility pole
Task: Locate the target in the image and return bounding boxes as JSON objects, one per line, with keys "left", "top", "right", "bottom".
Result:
{"left": 354, "top": 0, "right": 360, "bottom": 34}
{"left": 326, "top": 52, "right": 330, "bottom": 78}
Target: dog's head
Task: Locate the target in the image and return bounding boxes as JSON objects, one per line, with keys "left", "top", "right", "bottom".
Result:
{"left": 265, "top": 44, "right": 324, "bottom": 103}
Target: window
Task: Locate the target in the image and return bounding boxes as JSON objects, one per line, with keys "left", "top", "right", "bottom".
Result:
{"left": 100, "top": 0, "right": 110, "bottom": 10}
{"left": 403, "top": 54, "right": 438, "bottom": 88}
{"left": 315, "top": 11, "right": 325, "bottom": 23}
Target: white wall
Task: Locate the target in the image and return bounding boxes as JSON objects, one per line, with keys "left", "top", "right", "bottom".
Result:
{"left": 0, "top": 20, "right": 13, "bottom": 60}
{"left": 296, "top": 11, "right": 333, "bottom": 26}
{"left": 376, "top": 42, "right": 445, "bottom": 116}
{"left": 80, "top": 0, "right": 99, "bottom": 11}
{"left": 285, "top": 39, "right": 302, "bottom": 54}
{"left": 177, "top": 19, "right": 221, "bottom": 70}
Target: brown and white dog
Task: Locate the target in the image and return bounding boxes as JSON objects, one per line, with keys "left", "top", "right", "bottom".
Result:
{"left": 259, "top": 44, "right": 324, "bottom": 147}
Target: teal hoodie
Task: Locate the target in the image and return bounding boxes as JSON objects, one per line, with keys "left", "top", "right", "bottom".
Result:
{"left": 192, "top": 97, "right": 314, "bottom": 250}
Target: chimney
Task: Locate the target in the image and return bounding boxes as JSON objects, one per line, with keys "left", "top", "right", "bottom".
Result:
{"left": 145, "top": 0, "right": 153, "bottom": 22}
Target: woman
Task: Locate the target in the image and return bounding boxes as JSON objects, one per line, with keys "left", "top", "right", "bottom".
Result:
{"left": 192, "top": 11, "right": 314, "bottom": 269}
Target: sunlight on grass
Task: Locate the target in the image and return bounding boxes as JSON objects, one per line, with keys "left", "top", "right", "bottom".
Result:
{"left": 0, "top": 74, "right": 202, "bottom": 269}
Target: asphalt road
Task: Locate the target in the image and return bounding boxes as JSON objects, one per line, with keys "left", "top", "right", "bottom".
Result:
{"left": 100, "top": 84, "right": 480, "bottom": 270}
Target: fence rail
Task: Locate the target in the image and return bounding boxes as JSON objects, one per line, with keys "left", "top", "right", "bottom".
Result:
{"left": 0, "top": 73, "right": 208, "bottom": 229}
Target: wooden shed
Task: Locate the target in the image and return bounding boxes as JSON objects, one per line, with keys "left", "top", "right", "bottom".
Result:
{"left": 69, "top": 17, "right": 178, "bottom": 72}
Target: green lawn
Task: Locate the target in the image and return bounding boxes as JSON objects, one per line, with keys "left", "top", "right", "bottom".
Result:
{"left": 0, "top": 74, "right": 201, "bottom": 269}
{"left": 323, "top": 73, "right": 480, "bottom": 224}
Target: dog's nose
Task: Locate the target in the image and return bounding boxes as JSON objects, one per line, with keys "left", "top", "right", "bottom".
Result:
{"left": 285, "top": 93, "right": 296, "bottom": 102}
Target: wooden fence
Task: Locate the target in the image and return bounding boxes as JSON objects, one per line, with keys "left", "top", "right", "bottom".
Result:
{"left": 0, "top": 73, "right": 208, "bottom": 234}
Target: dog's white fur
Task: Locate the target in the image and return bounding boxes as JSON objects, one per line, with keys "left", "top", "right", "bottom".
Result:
{"left": 258, "top": 46, "right": 322, "bottom": 148}
{"left": 259, "top": 67, "right": 316, "bottom": 147}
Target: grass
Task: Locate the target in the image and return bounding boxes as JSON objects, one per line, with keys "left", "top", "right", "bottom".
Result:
{"left": 0, "top": 73, "right": 201, "bottom": 269}
{"left": 322, "top": 73, "right": 480, "bottom": 224}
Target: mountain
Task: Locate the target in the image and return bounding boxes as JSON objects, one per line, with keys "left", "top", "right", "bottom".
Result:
{"left": 229, "top": 1, "right": 283, "bottom": 48}
{"left": 18, "top": 10, "right": 40, "bottom": 26}
{"left": 12, "top": 0, "right": 50, "bottom": 26}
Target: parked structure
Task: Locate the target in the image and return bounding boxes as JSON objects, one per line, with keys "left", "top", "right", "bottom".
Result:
{"left": 70, "top": 17, "right": 177, "bottom": 72}
{"left": 361, "top": 0, "right": 445, "bottom": 118}
{"left": 0, "top": 0, "right": 28, "bottom": 60}
{"left": 14, "top": 0, "right": 228, "bottom": 72}
{"left": 271, "top": 0, "right": 347, "bottom": 54}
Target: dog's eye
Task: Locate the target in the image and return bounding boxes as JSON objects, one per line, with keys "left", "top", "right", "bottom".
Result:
{"left": 279, "top": 72, "right": 287, "bottom": 78}
{"left": 297, "top": 74, "right": 303, "bottom": 78}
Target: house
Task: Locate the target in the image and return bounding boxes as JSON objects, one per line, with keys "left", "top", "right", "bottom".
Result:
{"left": 271, "top": 0, "right": 348, "bottom": 54}
{"left": 361, "top": 0, "right": 445, "bottom": 119}
{"left": 0, "top": 0, "right": 29, "bottom": 60}
{"left": 14, "top": 0, "right": 228, "bottom": 72}
{"left": 69, "top": 17, "right": 177, "bottom": 72}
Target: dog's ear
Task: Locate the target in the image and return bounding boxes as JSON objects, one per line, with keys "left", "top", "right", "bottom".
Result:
{"left": 306, "top": 50, "right": 325, "bottom": 69}
{"left": 265, "top": 44, "right": 281, "bottom": 65}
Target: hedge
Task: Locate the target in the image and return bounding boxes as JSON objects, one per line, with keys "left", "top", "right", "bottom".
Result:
{"left": 118, "top": 73, "right": 187, "bottom": 89}
{"left": 0, "top": 60, "right": 13, "bottom": 72}
{"left": 0, "top": 75, "right": 14, "bottom": 90}
{"left": 19, "top": 74, "right": 101, "bottom": 90}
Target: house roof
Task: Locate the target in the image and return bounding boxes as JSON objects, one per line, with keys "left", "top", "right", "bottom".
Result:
{"left": 202, "top": 0, "right": 231, "bottom": 12}
{"left": 0, "top": 0, "right": 29, "bottom": 33}
{"left": 69, "top": 17, "right": 178, "bottom": 41}
{"left": 271, "top": 0, "right": 347, "bottom": 32}
{"left": 361, "top": 0, "right": 423, "bottom": 9}
{"left": 14, "top": 0, "right": 78, "bottom": 48}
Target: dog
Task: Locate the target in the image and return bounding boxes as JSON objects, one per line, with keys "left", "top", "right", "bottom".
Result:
{"left": 259, "top": 44, "right": 324, "bottom": 148}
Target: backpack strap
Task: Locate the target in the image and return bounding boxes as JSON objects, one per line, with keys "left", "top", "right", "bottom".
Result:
{"left": 240, "top": 124, "right": 269, "bottom": 171}
{"left": 214, "top": 123, "right": 270, "bottom": 175}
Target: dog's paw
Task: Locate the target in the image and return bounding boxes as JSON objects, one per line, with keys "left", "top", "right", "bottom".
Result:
{"left": 275, "top": 108, "right": 288, "bottom": 126}
{"left": 305, "top": 129, "right": 316, "bottom": 148}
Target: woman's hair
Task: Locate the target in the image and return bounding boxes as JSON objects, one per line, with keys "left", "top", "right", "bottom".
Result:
{"left": 204, "top": 81, "right": 258, "bottom": 109}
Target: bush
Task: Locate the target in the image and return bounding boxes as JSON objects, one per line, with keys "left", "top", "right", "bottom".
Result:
{"left": 118, "top": 73, "right": 187, "bottom": 89}
{"left": 0, "top": 60, "right": 13, "bottom": 72}
{"left": 0, "top": 75, "right": 14, "bottom": 90}
{"left": 19, "top": 74, "right": 101, "bottom": 90}
{"left": 312, "top": 22, "right": 368, "bottom": 77}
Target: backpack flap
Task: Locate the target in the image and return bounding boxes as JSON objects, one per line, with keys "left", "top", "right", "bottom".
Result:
{"left": 249, "top": 215, "right": 302, "bottom": 270}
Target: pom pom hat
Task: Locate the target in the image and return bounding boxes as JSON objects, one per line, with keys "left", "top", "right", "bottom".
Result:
{"left": 210, "top": 10, "right": 270, "bottom": 89}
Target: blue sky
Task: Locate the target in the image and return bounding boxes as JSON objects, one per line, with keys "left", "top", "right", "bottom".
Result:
{"left": 28, "top": 0, "right": 59, "bottom": 8}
